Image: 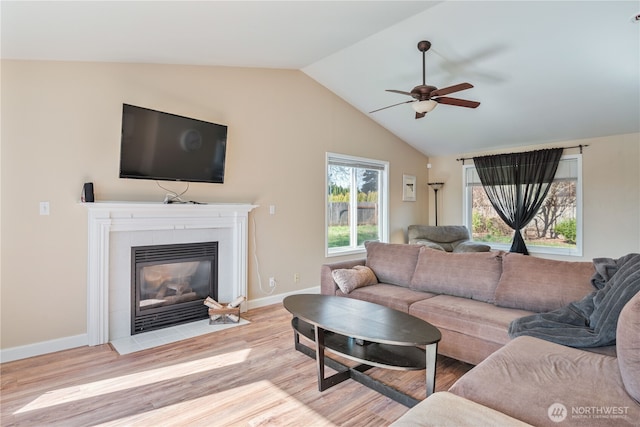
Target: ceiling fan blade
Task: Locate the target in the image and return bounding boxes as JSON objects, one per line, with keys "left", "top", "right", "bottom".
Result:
{"left": 434, "top": 96, "right": 480, "bottom": 108}
{"left": 385, "top": 89, "right": 414, "bottom": 96}
{"left": 415, "top": 112, "right": 426, "bottom": 119}
{"left": 369, "top": 99, "right": 415, "bottom": 114}
{"left": 431, "top": 82, "right": 473, "bottom": 97}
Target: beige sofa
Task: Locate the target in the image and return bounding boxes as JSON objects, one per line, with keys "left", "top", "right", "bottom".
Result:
{"left": 393, "top": 292, "right": 640, "bottom": 426}
{"left": 321, "top": 241, "right": 601, "bottom": 365}
{"left": 321, "top": 241, "right": 640, "bottom": 426}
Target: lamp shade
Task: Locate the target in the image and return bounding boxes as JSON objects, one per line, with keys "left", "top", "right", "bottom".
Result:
{"left": 412, "top": 100, "right": 438, "bottom": 113}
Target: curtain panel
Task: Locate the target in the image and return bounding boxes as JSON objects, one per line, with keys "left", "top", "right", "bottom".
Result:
{"left": 473, "top": 148, "right": 563, "bottom": 254}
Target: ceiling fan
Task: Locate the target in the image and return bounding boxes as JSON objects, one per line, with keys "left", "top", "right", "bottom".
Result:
{"left": 370, "top": 40, "right": 480, "bottom": 119}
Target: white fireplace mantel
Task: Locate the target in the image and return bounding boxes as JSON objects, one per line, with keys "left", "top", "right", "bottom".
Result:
{"left": 85, "top": 202, "right": 257, "bottom": 346}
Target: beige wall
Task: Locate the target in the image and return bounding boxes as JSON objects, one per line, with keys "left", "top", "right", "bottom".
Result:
{"left": 427, "top": 133, "right": 640, "bottom": 260}
{"left": 4, "top": 59, "right": 637, "bottom": 354}
{"left": 0, "top": 60, "right": 430, "bottom": 350}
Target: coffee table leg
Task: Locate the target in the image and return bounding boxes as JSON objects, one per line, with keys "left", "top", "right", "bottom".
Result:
{"left": 312, "top": 325, "right": 351, "bottom": 392}
{"left": 425, "top": 343, "right": 438, "bottom": 397}
{"left": 314, "top": 326, "right": 326, "bottom": 391}
{"left": 295, "top": 332, "right": 302, "bottom": 348}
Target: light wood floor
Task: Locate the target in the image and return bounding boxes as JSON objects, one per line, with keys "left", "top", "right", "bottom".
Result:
{"left": 1, "top": 303, "right": 473, "bottom": 426}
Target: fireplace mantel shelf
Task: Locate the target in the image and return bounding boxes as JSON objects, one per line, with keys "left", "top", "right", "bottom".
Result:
{"left": 85, "top": 201, "right": 257, "bottom": 346}
{"left": 83, "top": 201, "right": 258, "bottom": 214}
{"left": 83, "top": 200, "right": 257, "bottom": 207}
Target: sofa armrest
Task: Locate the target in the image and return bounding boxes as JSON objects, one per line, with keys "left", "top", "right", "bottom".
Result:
{"left": 453, "top": 241, "right": 491, "bottom": 253}
{"left": 391, "top": 392, "right": 533, "bottom": 427}
{"left": 320, "top": 259, "right": 366, "bottom": 295}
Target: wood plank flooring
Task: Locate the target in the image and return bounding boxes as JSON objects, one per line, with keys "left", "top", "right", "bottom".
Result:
{"left": 1, "top": 303, "right": 473, "bottom": 426}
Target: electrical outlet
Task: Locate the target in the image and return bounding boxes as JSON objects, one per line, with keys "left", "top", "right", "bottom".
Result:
{"left": 39, "top": 201, "right": 50, "bottom": 216}
{"left": 294, "top": 273, "right": 300, "bottom": 283}
{"left": 269, "top": 277, "right": 276, "bottom": 288}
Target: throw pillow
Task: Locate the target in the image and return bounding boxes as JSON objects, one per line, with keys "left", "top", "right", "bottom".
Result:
{"left": 331, "top": 265, "right": 378, "bottom": 294}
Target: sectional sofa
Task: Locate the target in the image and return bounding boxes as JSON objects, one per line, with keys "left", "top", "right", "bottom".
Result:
{"left": 320, "top": 241, "right": 640, "bottom": 426}
{"left": 321, "top": 241, "right": 603, "bottom": 365}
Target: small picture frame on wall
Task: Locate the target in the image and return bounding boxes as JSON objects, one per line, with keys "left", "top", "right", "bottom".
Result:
{"left": 403, "top": 174, "right": 417, "bottom": 202}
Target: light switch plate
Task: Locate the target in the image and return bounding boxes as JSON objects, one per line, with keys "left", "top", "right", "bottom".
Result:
{"left": 39, "top": 201, "right": 50, "bottom": 215}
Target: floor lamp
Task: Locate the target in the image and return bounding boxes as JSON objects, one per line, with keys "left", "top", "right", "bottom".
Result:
{"left": 428, "top": 182, "right": 444, "bottom": 226}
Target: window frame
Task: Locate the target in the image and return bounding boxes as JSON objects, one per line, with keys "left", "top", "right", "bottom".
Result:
{"left": 325, "top": 152, "right": 389, "bottom": 257}
{"left": 462, "top": 154, "right": 583, "bottom": 257}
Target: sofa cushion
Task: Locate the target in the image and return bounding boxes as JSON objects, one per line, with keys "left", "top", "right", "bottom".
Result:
{"left": 617, "top": 291, "right": 640, "bottom": 403}
{"left": 494, "top": 253, "right": 595, "bottom": 312}
{"left": 409, "top": 295, "right": 533, "bottom": 346}
{"left": 450, "top": 335, "right": 640, "bottom": 426}
{"left": 331, "top": 265, "right": 378, "bottom": 294}
{"left": 337, "top": 283, "right": 435, "bottom": 313}
{"left": 364, "top": 241, "right": 422, "bottom": 288}
{"left": 410, "top": 248, "right": 503, "bottom": 303}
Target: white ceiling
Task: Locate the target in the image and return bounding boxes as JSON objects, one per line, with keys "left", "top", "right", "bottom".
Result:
{"left": 2, "top": 1, "right": 639, "bottom": 156}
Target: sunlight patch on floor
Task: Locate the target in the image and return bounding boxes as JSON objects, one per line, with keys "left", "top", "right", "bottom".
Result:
{"left": 93, "top": 380, "right": 335, "bottom": 426}
{"left": 14, "top": 349, "right": 251, "bottom": 415}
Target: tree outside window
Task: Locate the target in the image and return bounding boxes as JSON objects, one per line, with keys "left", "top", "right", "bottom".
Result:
{"left": 465, "top": 155, "right": 582, "bottom": 255}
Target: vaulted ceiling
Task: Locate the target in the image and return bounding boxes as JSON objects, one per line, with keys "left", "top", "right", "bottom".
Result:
{"left": 2, "top": 1, "right": 639, "bottom": 156}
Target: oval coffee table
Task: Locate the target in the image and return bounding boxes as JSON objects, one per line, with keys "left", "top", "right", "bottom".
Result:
{"left": 283, "top": 294, "right": 441, "bottom": 407}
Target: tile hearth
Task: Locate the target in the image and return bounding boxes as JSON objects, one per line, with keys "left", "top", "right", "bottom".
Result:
{"left": 110, "top": 318, "right": 250, "bottom": 355}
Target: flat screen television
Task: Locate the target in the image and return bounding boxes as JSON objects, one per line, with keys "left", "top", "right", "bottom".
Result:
{"left": 119, "top": 104, "right": 227, "bottom": 183}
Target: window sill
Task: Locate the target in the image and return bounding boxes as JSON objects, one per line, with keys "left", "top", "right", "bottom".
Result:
{"left": 326, "top": 247, "right": 366, "bottom": 258}
{"left": 480, "top": 242, "right": 582, "bottom": 257}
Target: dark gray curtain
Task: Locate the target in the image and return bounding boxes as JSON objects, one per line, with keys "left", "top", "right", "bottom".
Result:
{"left": 473, "top": 148, "right": 563, "bottom": 254}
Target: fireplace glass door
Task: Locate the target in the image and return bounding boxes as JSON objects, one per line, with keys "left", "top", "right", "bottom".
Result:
{"left": 131, "top": 242, "right": 218, "bottom": 334}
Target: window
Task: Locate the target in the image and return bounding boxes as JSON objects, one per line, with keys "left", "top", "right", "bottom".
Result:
{"left": 326, "top": 153, "right": 389, "bottom": 256}
{"left": 463, "top": 155, "right": 582, "bottom": 256}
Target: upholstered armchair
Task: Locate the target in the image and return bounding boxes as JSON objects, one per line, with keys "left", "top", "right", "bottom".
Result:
{"left": 407, "top": 225, "right": 491, "bottom": 253}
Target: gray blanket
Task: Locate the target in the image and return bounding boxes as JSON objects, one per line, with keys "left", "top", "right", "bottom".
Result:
{"left": 508, "top": 253, "right": 640, "bottom": 348}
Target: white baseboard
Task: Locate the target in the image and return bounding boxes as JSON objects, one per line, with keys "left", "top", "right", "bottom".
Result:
{"left": 0, "top": 334, "right": 88, "bottom": 363}
{"left": 247, "top": 286, "right": 320, "bottom": 310}
{"left": 1, "top": 287, "right": 320, "bottom": 363}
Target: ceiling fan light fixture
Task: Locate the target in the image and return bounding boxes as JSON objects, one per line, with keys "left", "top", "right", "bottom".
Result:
{"left": 412, "top": 100, "right": 438, "bottom": 113}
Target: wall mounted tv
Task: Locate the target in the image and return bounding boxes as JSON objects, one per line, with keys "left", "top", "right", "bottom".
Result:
{"left": 119, "top": 104, "right": 227, "bottom": 184}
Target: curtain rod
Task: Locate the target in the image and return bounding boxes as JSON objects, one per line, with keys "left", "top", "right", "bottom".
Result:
{"left": 456, "top": 144, "right": 589, "bottom": 164}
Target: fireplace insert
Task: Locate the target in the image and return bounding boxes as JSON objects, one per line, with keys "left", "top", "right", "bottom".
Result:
{"left": 131, "top": 241, "right": 218, "bottom": 334}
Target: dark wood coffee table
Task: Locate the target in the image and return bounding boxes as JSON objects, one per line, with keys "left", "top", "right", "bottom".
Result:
{"left": 283, "top": 294, "right": 441, "bottom": 407}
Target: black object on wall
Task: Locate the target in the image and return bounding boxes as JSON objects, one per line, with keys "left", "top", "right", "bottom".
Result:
{"left": 82, "top": 182, "right": 95, "bottom": 202}
{"left": 119, "top": 104, "right": 228, "bottom": 184}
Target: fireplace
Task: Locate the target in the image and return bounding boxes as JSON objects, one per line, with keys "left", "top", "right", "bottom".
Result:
{"left": 85, "top": 202, "right": 257, "bottom": 346}
{"left": 131, "top": 242, "right": 218, "bottom": 334}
